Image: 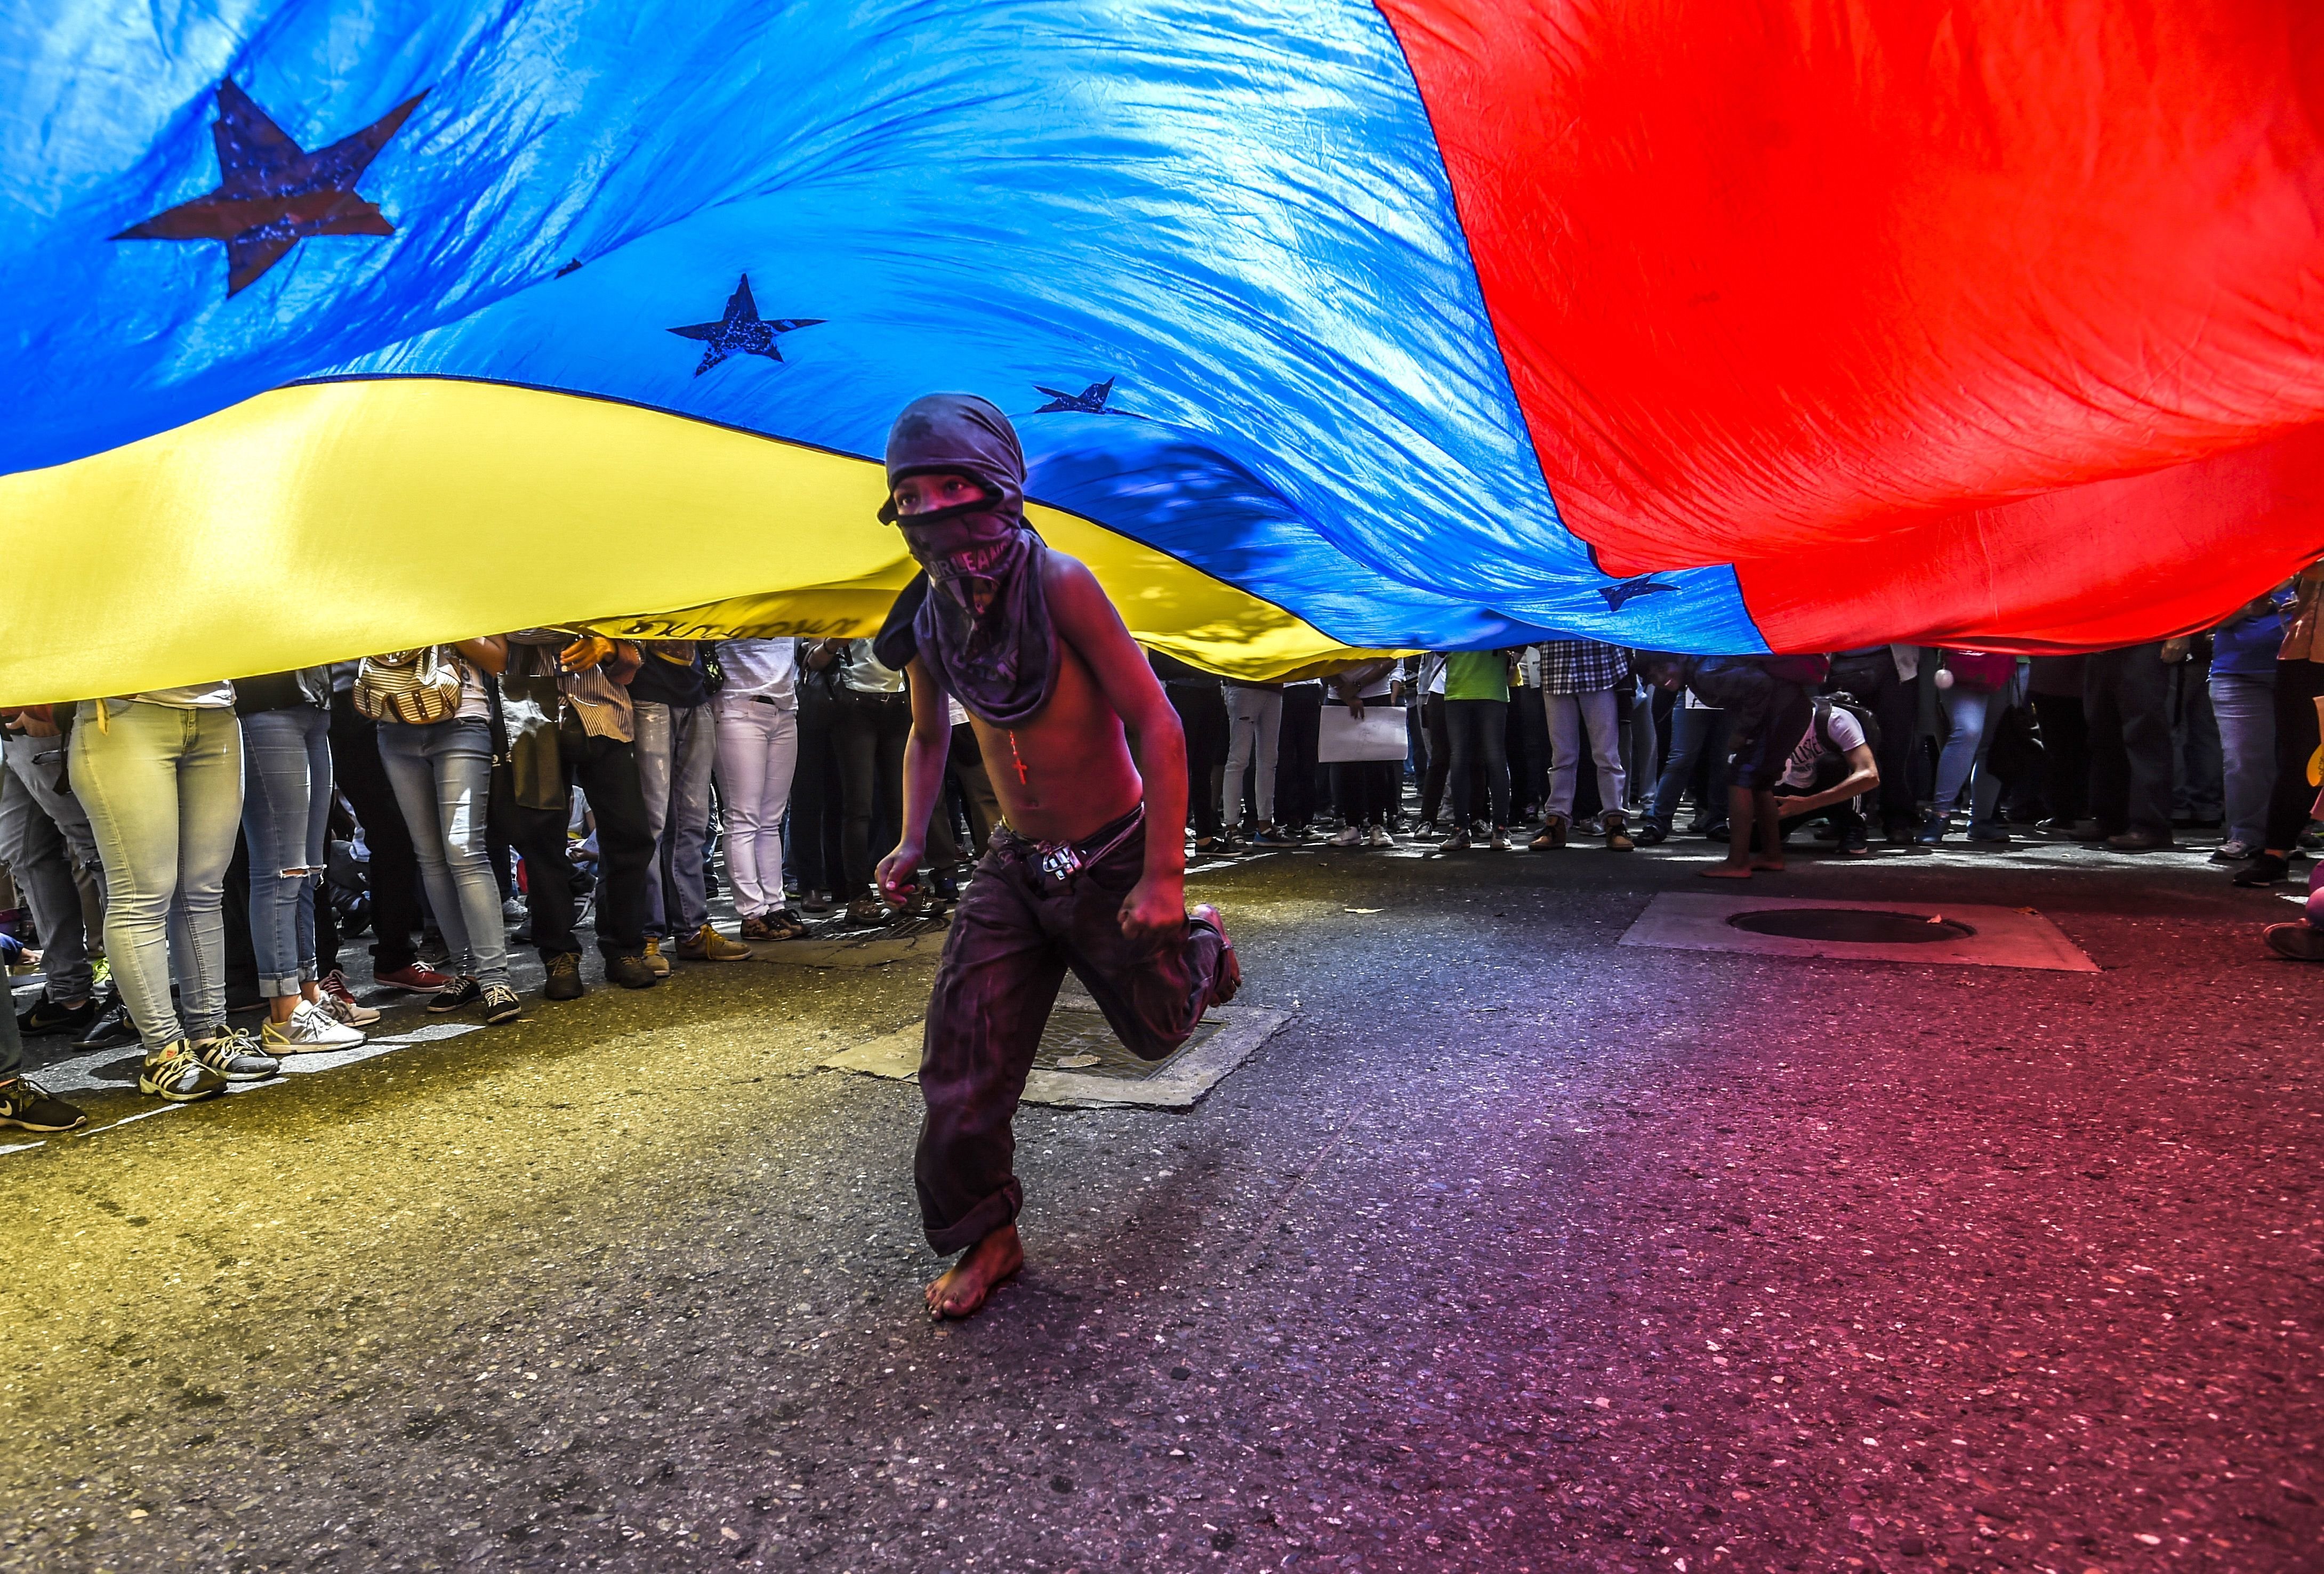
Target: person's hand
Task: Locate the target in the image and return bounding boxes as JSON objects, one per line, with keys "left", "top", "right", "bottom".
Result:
{"left": 1117, "top": 873, "right": 1185, "bottom": 949}
{"left": 558, "top": 635, "right": 615, "bottom": 671}
{"left": 16, "top": 708, "right": 58, "bottom": 738}
{"left": 2159, "top": 637, "right": 2193, "bottom": 664}
{"left": 874, "top": 842, "right": 924, "bottom": 906}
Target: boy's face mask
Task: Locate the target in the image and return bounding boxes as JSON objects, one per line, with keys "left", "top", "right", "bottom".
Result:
{"left": 892, "top": 483, "right": 1026, "bottom": 613}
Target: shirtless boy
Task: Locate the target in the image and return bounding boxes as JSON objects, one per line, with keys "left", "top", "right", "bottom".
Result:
{"left": 870, "top": 394, "right": 1241, "bottom": 1320}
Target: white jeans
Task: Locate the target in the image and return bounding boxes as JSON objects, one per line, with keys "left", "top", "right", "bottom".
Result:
{"left": 1545, "top": 688, "right": 1627, "bottom": 820}
{"left": 1222, "top": 687, "right": 1283, "bottom": 828}
{"left": 713, "top": 698, "right": 800, "bottom": 918}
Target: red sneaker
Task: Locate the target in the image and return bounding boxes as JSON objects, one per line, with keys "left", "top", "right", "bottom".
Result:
{"left": 374, "top": 962, "right": 453, "bottom": 991}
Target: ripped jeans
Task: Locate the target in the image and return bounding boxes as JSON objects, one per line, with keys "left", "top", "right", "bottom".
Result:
{"left": 241, "top": 705, "right": 333, "bottom": 997}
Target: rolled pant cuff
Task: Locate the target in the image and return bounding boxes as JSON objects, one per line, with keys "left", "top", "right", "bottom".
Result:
{"left": 924, "top": 1186, "right": 1020, "bottom": 1257}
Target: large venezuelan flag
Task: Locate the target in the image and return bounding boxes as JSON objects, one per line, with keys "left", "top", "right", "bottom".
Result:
{"left": 3, "top": 2, "right": 2320, "bottom": 703}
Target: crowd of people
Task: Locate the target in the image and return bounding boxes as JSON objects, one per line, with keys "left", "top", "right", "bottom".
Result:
{"left": 2, "top": 564, "right": 2319, "bottom": 1135}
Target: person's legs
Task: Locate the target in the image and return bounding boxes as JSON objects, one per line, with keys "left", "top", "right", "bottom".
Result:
{"left": 2172, "top": 663, "right": 2224, "bottom": 824}
{"left": 2030, "top": 691, "right": 2091, "bottom": 825}
{"left": 379, "top": 723, "right": 476, "bottom": 969}
{"left": 2115, "top": 645, "right": 2176, "bottom": 836}
{"left": 1329, "top": 761, "right": 1374, "bottom": 831}
{"left": 70, "top": 704, "right": 195, "bottom": 1051}
{"left": 2084, "top": 653, "right": 2132, "bottom": 835}
{"left": 2212, "top": 672, "right": 2277, "bottom": 851}
{"left": 502, "top": 796, "right": 578, "bottom": 959}
{"left": 1511, "top": 687, "right": 1550, "bottom": 820}
{"left": 1707, "top": 681, "right": 1807, "bottom": 876}
{"left": 0, "top": 738, "right": 93, "bottom": 1009}
{"left": 328, "top": 690, "right": 422, "bottom": 976}
{"left": 867, "top": 692, "right": 936, "bottom": 872}
{"left": 1929, "top": 689, "right": 1991, "bottom": 814}
{"left": 630, "top": 699, "right": 677, "bottom": 939}
{"left": 2259, "top": 661, "right": 2324, "bottom": 855}
{"left": 1249, "top": 688, "right": 1281, "bottom": 826}
{"left": 833, "top": 689, "right": 881, "bottom": 893}
{"left": 1474, "top": 699, "right": 1510, "bottom": 827}
{"left": 1173, "top": 685, "right": 1228, "bottom": 843}
{"left": 240, "top": 709, "right": 316, "bottom": 1006}
{"left": 713, "top": 701, "right": 776, "bottom": 917}
{"left": 915, "top": 848, "right": 1064, "bottom": 1257}
{"left": 1543, "top": 692, "right": 1581, "bottom": 821}
{"left": 1444, "top": 699, "right": 1481, "bottom": 829}
{"left": 1221, "top": 688, "right": 1260, "bottom": 833}
{"left": 295, "top": 709, "right": 333, "bottom": 994}
{"left": 1420, "top": 692, "right": 1450, "bottom": 825}
{"left": 790, "top": 715, "right": 834, "bottom": 894}
{"left": 1580, "top": 687, "right": 1627, "bottom": 819}
{"left": 1625, "top": 682, "right": 1658, "bottom": 807}
{"left": 1057, "top": 823, "right": 1228, "bottom": 1061}
{"left": 1646, "top": 707, "right": 1713, "bottom": 832}
{"left": 662, "top": 704, "right": 717, "bottom": 935}
{"left": 420, "top": 722, "right": 509, "bottom": 988}
{"left": 165, "top": 708, "right": 245, "bottom": 1044}
{"left": 566, "top": 734, "right": 653, "bottom": 960}
{"left": 1966, "top": 693, "right": 2014, "bottom": 828}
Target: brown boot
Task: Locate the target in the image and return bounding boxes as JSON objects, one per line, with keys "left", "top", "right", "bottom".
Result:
{"left": 1603, "top": 811, "right": 1634, "bottom": 852}
{"left": 1529, "top": 814, "right": 1568, "bottom": 851}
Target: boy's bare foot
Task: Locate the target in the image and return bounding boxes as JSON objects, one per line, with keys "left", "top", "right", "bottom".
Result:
{"left": 1191, "top": 902, "right": 1240, "bottom": 1004}
{"left": 926, "top": 1224, "right": 1023, "bottom": 1321}
{"left": 1751, "top": 857, "right": 1785, "bottom": 871}
{"left": 1699, "top": 863, "right": 1754, "bottom": 879}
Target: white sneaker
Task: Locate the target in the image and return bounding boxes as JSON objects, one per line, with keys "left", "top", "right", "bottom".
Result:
{"left": 1366, "top": 825, "right": 1395, "bottom": 847}
{"left": 1489, "top": 828, "right": 1510, "bottom": 850}
{"left": 1327, "top": 826, "right": 1363, "bottom": 847}
{"left": 262, "top": 999, "right": 367, "bottom": 1053}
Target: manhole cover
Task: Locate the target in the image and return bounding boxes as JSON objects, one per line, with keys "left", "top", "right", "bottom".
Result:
{"left": 1727, "top": 907, "right": 1975, "bottom": 943}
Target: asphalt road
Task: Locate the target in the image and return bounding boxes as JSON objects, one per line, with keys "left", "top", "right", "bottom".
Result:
{"left": 1, "top": 832, "right": 2318, "bottom": 1572}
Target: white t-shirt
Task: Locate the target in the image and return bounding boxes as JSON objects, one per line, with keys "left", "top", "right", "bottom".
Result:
{"left": 132, "top": 682, "right": 236, "bottom": 708}
{"left": 1779, "top": 703, "right": 1865, "bottom": 789}
{"left": 841, "top": 640, "right": 905, "bottom": 695}
{"left": 718, "top": 639, "right": 798, "bottom": 707}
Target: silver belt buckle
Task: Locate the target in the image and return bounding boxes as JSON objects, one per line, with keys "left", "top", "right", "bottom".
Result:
{"left": 1035, "top": 842, "right": 1083, "bottom": 884}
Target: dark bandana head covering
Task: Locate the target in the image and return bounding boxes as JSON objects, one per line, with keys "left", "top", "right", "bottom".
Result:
{"left": 874, "top": 394, "right": 1059, "bottom": 727}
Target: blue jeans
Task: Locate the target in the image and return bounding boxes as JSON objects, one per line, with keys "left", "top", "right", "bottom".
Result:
{"left": 378, "top": 717, "right": 508, "bottom": 988}
{"left": 1932, "top": 683, "right": 2013, "bottom": 821}
{"left": 240, "top": 705, "right": 332, "bottom": 998}
{"left": 69, "top": 700, "right": 245, "bottom": 1052}
{"left": 2209, "top": 671, "right": 2274, "bottom": 850}
{"left": 1647, "top": 707, "right": 1729, "bottom": 830}
{"left": 634, "top": 700, "right": 717, "bottom": 939}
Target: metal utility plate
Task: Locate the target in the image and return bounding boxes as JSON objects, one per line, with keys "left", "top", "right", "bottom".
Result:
{"left": 822, "top": 1000, "right": 1289, "bottom": 1109}
{"left": 1617, "top": 893, "right": 2098, "bottom": 972}
{"left": 751, "top": 921, "right": 951, "bottom": 969}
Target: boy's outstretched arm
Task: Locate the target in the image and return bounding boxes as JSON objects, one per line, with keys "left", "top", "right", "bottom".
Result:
{"left": 1045, "top": 556, "right": 1188, "bottom": 946}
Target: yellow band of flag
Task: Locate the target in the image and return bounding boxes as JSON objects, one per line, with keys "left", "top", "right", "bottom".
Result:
{"left": 0, "top": 377, "right": 1392, "bottom": 705}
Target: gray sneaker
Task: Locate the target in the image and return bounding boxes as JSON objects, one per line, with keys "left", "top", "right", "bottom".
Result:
{"left": 195, "top": 1026, "right": 281, "bottom": 1083}
{"left": 141, "top": 1039, "right": 227, "bottom": 1102}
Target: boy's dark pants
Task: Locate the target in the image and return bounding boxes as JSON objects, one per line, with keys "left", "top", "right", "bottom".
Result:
{"left": 916, "top": 814, "right": 1225, "bottom": 1255}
